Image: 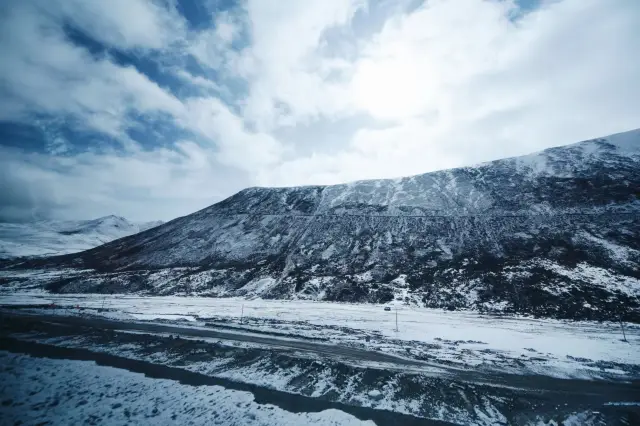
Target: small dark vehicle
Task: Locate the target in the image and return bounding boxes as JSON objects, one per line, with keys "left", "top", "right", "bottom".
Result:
{"left": 384, "top": 306, "right": 391, "bottom": 311}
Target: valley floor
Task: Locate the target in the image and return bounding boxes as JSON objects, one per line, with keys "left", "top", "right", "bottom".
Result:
{"left": 2, "top": 292, "right": 638, "bottom": 379}
{"left": 1, "top": 292, "right": 639, "bottom": 425}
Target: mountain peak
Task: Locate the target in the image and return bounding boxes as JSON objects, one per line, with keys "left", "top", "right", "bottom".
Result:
{"left": 92, "top": 215, "right": 131, "bottom": 225}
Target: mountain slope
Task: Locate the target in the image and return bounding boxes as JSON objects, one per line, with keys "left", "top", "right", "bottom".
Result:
{"left": 0, "top": 216, "right": 163, "bottom": 258}
{"left": 7, "top": 129, "right": 640, "bottom": 321}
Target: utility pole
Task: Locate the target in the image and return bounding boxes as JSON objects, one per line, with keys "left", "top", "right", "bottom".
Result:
{"left": 395, "top": 307, "right": 399, "bottom": 332}
{"left": 620, "top": 316, "right": 628, "bottom": 342}
{"left": 241, "top": 304, "right": 244, "bottom": 325}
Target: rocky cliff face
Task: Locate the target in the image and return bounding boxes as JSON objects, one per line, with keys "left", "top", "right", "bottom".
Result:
{"left": 6, "top": 129, "right": 640, "bottom": 321}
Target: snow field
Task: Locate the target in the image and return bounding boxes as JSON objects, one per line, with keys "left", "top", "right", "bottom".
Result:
{"left": 0, "top": 351, "right": 373, "bottom": 426}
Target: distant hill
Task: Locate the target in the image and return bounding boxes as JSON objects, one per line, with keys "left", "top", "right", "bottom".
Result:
{"left": 0, "top": 215, "right": 163, "bottom": 258}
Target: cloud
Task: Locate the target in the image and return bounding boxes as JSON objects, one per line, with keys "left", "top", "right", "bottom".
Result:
{"left": 183, "top": 97, "right": 285, "bottom": 172}
{"left": 189, "top": 9, "right": 242, "bottom": 70}
{"left": 0, "top": 144, "right": 248, "bottom": 222}
{"left": 44, "top": 0, "right": 186, "bottom": 50}
{"left": 234, "top": 0, "right": 367, "bottom": 129}
{"left": 0, "top": 152, "right": 64, "bottom": 222}
{"left": 262, "top": 0, "right": 640, "bottom": 185}
{"left": 0, "top": 0, "right": 185, "bottom": 143}
{"left": 1, "top": 0, "right": 639, "bottom": 222}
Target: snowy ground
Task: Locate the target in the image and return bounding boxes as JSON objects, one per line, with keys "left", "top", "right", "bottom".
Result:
{"left": 4, "top": 322, "right": 638, "bottom": 426}
{"left": 2, "top": 292, "right": 639, "bottom": 425}
{"left": 0, "top": 351, "right": 373, "bottom": 426}
{"left": 1, "top": 292, "right": 638, "bottom": 379}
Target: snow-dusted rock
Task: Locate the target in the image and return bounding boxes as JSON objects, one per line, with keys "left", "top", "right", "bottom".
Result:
{"left": 368, "top": 390, "right": 384, "bottom": 401}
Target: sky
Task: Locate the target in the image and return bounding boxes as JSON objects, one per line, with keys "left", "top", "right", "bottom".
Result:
{"left": 0, "top": 0, "right": 638, "bottom": 223}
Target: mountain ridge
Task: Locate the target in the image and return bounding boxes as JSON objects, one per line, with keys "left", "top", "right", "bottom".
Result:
{"left": 3, "top": 128, "right": 639, "bottom": 322}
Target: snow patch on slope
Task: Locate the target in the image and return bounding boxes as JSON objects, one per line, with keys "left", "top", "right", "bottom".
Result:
{"left": 574, "top": 231, "right": 639, "bottom": 267}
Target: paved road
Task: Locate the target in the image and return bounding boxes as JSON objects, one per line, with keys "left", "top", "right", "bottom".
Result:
{"left": 0, "top": 310, "right": 429, "bottom": 367}
{"left": 2, "top": 310, "right": 640, "bottom": 403}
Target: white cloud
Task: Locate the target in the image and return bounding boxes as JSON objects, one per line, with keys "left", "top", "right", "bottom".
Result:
{"left": 183, "top": 98, "right": 285, "bottom": 172}
{"left": 261, "top": 119, "right": 461, "bottom": 187}
{"left": 0, "top": 1, "right": 185, "bottom": 143}
{"left": 1, "top": 0, "right": 639, "bottom": 222}
{"left": 189, "top": 10, "right": 242, "bottom": 71}
{"left": 173, "top": 69, "right": 222, "bottom": 93}
{"left": 0, "top": 0, "right": 282, "bottom": 220}
{"left": 236, "top": 0, "right": 367, "bottom": 129}
{"left": 261, "top": 0, "right": 640, "bottom": 185}
{"left": 0, "top": 144, "right": 247, "bottom": 222}
{"left": 46, "top": 0, "right": 186, "bottom": 50}
{"left": 350, "top": 0, "right": 516, "bottom": 121}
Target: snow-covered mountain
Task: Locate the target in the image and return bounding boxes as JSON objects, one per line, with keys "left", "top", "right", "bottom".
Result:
{"left": 0, "top": 216, "right": 163, "bottom": 258}
{"left": 7, "top": 129, "right": 640, "bottom": 321}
